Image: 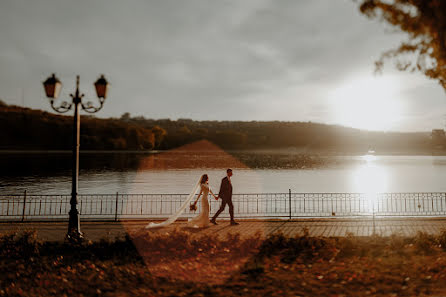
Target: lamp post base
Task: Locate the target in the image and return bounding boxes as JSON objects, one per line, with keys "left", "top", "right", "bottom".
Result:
{"left": 66, "top": 231, "right": 84, "bottom": 244}
{"left": 66, "top": 208, "right": 83, "bottom": 243}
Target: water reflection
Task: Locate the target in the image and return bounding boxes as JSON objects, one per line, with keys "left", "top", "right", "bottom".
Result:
{"left": 0, "top": 152, "right": 146, "bottom": 177}
{"left": 5, "top": 151, "right": 446, "bottom": 194}
{"left": 351, "top": 154, "right": 389, "bottom": 212}
{"left": 130, "top": 140, "right": 262, "bottom": 194}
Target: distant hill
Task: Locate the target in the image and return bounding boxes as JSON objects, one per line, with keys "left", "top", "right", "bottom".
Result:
{"left": 0, "top": 101, "right": 436, "bottom": 154}
{"left": 122, "top": 114, "right": 434, "bottom": 154}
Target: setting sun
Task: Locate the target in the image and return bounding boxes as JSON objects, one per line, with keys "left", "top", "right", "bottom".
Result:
{"left": 330, "top": 75, "right": 405, "bottom": 131}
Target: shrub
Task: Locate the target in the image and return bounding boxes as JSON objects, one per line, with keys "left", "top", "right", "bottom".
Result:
{"left": 0, "top": 230, "right": 42, "bottom": 259}
{"left": 438, "top": 229, "right": 446, "bottom": 251}
{"left": 258, "top": 231, "right": 338, "bottom": 263}
{"left": 413, "top": 231, "right": 438, "bottom": 255}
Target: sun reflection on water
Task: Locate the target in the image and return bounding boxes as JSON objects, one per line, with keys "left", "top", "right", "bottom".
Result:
{"left": 352, "top": 154, "right": 389, "bottom": 212}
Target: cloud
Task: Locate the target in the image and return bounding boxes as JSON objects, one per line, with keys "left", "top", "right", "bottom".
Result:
{"left": 0, "top": 0, "right": 443, "bottom": 131}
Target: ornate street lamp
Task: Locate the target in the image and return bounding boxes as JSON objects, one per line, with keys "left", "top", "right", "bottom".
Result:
{"left": 42, "top": 73, "right": 109, "bottom": 242}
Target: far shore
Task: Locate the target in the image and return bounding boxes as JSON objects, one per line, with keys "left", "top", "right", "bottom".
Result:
{"left": 2, "top": 149, "right": 446, "bottom": 156}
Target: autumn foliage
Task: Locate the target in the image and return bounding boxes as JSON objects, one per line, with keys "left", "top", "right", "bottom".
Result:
{"left": 0, "top": 104, "right": 162, "bottom": 150}
{"left": 2, "top": 229, "right": 446, "bottom": 296}
{"left": 359, "top": 0, "right": 446, "bottom": 90}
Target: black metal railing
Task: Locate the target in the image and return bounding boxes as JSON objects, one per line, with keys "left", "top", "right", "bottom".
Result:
{"left": 1, "top": 191, "right": 446, "bottom": 221}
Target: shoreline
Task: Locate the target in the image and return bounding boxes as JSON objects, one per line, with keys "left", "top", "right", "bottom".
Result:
{"left": 2, "top": 149, "right": 446, "bottom": 156}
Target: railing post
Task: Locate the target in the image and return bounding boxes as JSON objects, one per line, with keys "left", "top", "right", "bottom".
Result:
{"left": 115, "top": 192, "right": 119, "bottom": 222}
{"left": 22, "top": 190, "right": 27, "bottom": 222}
{"left": 444, "top": 192, "right": 446, "bottom": 213}
{"left": 289, "top": 189, "right": 292, "bottom": 220}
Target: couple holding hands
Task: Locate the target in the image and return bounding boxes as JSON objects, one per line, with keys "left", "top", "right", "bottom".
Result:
{"left": 189, "top": 168, "right": 238, "bottom": 228}
{"left": 146, "top": 169, "right": 238, "bottom": 229}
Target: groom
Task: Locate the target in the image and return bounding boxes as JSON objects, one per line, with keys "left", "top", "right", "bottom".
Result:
{"left": 210, "top": 169, "right": 239, "bottom": 226}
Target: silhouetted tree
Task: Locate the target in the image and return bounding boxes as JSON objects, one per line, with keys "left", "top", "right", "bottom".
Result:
{"left": 151, "top": 125, "right": 167, "bottom": 149}
{"left": 120, "top": 112, "right": 131, "bottom": 121}
{"left": 359, "top": 0, "right": 446, "bottom": 90}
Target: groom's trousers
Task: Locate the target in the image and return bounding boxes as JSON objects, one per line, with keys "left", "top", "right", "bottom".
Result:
{"left": 212, "top": 198, "right": 234, "bottom": 221}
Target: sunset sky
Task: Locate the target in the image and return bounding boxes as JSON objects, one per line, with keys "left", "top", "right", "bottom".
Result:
{"left": 0, "top": 0, "right": 445, "bottom": 132}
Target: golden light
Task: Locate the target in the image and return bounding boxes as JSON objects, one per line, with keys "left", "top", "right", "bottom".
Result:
{"left": 352, "top": 154, "right": 389, "bottom": 213}
{"left": 330, "top": 75, "right": 404, "bottom": 131}
{"left": 362, "top": 154, "right": 377, "bottom": 163}
{"left": 122, "top": 140, "right": 265, "bottom": 284}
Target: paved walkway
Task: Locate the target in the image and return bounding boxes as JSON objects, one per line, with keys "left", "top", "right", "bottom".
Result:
{"left": 1, "top": 217, "right": 446, "bottom": 242}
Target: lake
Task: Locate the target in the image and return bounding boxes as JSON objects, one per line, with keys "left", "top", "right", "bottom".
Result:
{"left": 1, "top": 151, "right": 446, "bottom": 195}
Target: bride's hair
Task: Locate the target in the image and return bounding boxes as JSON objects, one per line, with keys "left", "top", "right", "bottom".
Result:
{"left": 200, "top": 174, "right": 208, "bottom": 184}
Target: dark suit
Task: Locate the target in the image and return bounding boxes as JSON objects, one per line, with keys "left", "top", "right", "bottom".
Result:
{"left": 212, "top": 176, "right": 234, "bottom": 221}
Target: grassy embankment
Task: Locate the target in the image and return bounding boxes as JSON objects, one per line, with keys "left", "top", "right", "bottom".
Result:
{"left": 2, "top": 229, "right": 446, "bottom": 296}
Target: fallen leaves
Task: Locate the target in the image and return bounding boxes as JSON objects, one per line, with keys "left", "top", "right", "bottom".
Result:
{"left": 2, "top": 230, "right": 446, "bottom": 296}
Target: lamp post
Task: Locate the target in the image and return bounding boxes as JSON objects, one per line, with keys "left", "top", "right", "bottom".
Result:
{"left": 43, "top": 74, "right": 109, "bottom": 242}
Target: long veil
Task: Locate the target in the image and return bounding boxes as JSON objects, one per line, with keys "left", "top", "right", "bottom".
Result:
{"left": 145, "top": 177, "right": 201, "bottom": 229}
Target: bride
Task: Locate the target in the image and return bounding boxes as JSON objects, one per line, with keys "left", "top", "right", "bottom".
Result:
{"left": 187, "top": 174, "right": 217, "bottom": 228}
{"left": 145, "top": 174, "right": 217, "bottom": 229}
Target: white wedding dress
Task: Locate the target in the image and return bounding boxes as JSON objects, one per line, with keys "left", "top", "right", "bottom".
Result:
{"left": 145, "top": 179, "right": 211, "bottom": 229}
{"left": 187, "top": 183, "right": 211, "bottom": 228}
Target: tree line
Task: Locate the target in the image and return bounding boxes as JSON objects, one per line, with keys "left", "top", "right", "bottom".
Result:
{"left": 121, "top": 113, "right": 433, "bottom": 154}
{"left": 0, "top": 102, "right": 162, "bottom": 150}
{"left": 0, "top": 101, "right": 436, "bottom": 153}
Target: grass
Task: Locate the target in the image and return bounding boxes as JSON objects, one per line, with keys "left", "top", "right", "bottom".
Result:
{"left": 1, "top": 229, "right": 446, "bottom": 296}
